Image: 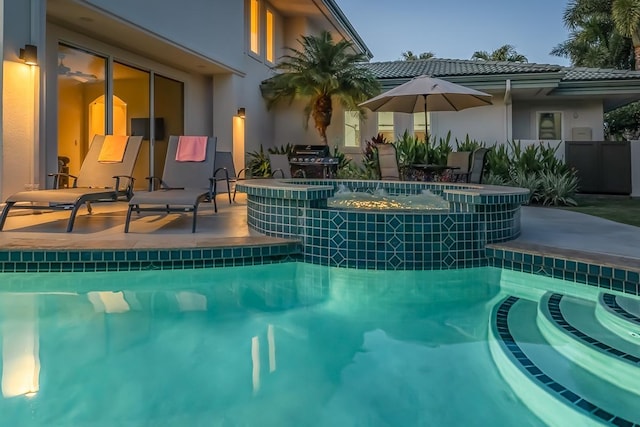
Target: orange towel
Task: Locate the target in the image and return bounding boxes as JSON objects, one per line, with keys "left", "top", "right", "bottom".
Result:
{"left": 176, "top": 136, "right": 208, "bottom": 162}
{"left": 98, "top": 135, "right": 129, "bottom": 163}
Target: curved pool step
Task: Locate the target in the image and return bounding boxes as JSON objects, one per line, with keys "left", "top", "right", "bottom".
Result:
{"left": 596, "top": 293, "right": 640, "bottom": 345}
{"left": 538, "top": 293, "right": 640, "bottom": 396}
{"left": 490, "top": 296, "right": 640, "bottom": 426}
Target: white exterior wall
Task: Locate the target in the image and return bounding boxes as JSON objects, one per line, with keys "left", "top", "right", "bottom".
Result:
{"left": 431, "top": 99, "right": 509, "bottom": 145}
{"left": 2, "top": 0, "right": 45, "bottom": 199}
{"left": 512, "top": 99, "right": 604, "bottom": 141}
{"left": 84, "top": 0, "right": 245, "bottom": 72}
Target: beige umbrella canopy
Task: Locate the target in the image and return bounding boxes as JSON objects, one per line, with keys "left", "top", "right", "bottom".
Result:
{"left": 359, "top": 75, "right": 493, "bottom": 148}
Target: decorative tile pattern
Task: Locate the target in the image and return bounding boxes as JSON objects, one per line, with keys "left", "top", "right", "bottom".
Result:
{"left": 494, "top": 297, "right": 637, "bottom": 426}
{"left": 240, "top": 179, "right": 528, "bottom": 270}
{"left": 602, "top": 293, "right": 640, "bottom": 325}
{"left": 547, "top": 294, "right": 640, "bottom": 364}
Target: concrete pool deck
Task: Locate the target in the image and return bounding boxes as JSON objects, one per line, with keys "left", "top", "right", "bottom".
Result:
{"left": 0, "top": 193, "right": 638, "bottom": 269}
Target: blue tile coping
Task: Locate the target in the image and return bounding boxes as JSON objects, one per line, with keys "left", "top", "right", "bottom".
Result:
{"left": 487, "top": 243, "right": 640, "bottom": 297}
{"left": 0, "top": 241, "right": 302, "bottom": 273}
{"left": 237, "top": 179, "right": 530, "bottom": 270}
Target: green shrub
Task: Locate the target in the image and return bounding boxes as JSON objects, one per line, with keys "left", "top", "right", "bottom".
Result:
{"left": 537, "top": 170, "right": 579, "bottom": 206}
{"left": 485, "top": 144, "right": 510, "bottom": 180}
{"left": 246, "top": 145, "right": 271, "bottom": 177}
{"left": 455, "top": 135, "right": 484, "bottom": 152}
{"left": 429, "top": 131, "right": 452, "bottom": 165}
{"left": 509, "top": 170, "right": 541, "bottom": 204}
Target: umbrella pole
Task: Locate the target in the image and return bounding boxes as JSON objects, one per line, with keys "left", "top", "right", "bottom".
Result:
{"left": 423, "top": 95, "right": 429, "bottom": 162}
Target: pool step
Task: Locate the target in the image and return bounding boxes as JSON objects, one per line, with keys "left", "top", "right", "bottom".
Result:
{"left": 490, "top": 296, "right": 640, "bottom": 426}
{"left": 595, "top": 292, "right": 640, "bottom": 345}
{"left": 538, "top": 292, "right": 640, "bottom": 396}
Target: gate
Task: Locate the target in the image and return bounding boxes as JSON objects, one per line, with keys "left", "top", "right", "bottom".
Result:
{"left": 565, "top": 141, "right": 631, "bottom": 194}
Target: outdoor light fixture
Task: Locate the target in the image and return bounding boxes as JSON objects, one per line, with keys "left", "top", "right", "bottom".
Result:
{"left": 19, "top": 44, "right": 38, "bottom": 65}
{"left": 237, "top": 107, "right": 246, "bottom": 118}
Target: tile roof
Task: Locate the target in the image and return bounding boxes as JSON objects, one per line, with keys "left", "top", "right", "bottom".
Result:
{"left": 360, "top": 58, "right": 640, "bottom": 82}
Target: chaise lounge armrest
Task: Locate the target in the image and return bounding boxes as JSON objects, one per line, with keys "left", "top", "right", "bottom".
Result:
{"left": 48, "top": 172, "right": 78, "bottom": 189}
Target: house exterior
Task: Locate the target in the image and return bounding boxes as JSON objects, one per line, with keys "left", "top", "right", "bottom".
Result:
{"left": 1, "top": 0, "right": 370, "bottom": 199}
{"left": 291, "top": 58, "right": 640, "bottom": 156}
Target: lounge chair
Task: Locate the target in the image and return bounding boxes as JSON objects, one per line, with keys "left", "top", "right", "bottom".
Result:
{"left": 124, "top": 135, "right": 218, "bottom": 233}
{"left": 375, "top": 143, "right": 400, "bottom": 180}
{"left": 214, "top": 151, "right": 248, "bottom": 203}
{"left": 0, "top": 135, "right": 143, "bottom": 232}
{"left": 468, "top": 148, "right": 490, "bottom": 184}
{"left": 446, "top": 151, "right": 472, "bottom": 182}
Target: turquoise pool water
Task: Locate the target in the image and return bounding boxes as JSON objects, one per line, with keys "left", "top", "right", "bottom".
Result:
{"left": 0, "top": 264, "right": 635, "bottom": 426}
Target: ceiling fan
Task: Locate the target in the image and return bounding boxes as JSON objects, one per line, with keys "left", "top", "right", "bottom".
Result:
{"left": 58, "top": 54, "right": 98, "bottom": 83}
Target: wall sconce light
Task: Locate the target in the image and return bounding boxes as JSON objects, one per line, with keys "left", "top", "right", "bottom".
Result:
{"left": 19, "top": 44, "right": 38, "bottom": 66}
{"left": 237, "top": 107, "right": 246, "bottom": 118}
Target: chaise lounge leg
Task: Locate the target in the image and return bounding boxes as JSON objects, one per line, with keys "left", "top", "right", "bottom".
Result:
{"left": 67, "top": 203, "right": 83, "bottom": 232}
{"left": 0, "top": 202, "right": 16, "bottom": 231}
{"left": 192, "top": 205, "right": 198, "bottom": 233}
{"left": 124, "top": 205, "right": 134, "bottom": 233}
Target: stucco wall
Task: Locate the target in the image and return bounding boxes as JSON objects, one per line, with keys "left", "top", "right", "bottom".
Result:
{"left": 84, "top": 0, "right": 245, "bottom": 72}
{"left": 512, "top": 99, "right": 604, "bottom": 141}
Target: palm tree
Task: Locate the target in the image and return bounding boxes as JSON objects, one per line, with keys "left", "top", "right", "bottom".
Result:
{"left": 612, "top": 0, "right": 640, "bottom": 69}
{"left": 552, "top": 0, "right": 633, "bottom": 68}
{"left": 261, "top": 31, "right": 380, "bottom": 145}
{"left": 471, "top": 44, "right": 528, "bottom": 62}
{"left": 401, "top": 51, "right": 435, "bottom": 61}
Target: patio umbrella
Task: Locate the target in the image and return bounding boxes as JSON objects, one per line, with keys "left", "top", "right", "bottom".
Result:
{"left": 359, "top": 75, "right": 493, "bottom": 151}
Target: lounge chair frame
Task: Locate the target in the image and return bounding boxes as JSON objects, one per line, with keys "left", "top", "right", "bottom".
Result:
{"left": 0, "top": 135, "right": 142, "bottom": 232}
{"left": 124, "top": 136, "right": 218, "bottom": 233}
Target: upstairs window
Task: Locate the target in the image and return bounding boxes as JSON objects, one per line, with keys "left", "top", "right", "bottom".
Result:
{"left": 250, "top": 0, "right": 260, "bottom": 55}
{"left": 266, "top": 9, "right": 274, "bottom": 63}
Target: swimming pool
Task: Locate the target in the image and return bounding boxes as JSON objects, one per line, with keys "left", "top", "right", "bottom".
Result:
{"left": 0, "top": 263, "right": 637, "bottom": 426}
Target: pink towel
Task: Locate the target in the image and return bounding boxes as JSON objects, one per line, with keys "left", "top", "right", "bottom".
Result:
{"left": 98, "top": 135, "right": 129, "bottom": 163}
{"left": 176, "top": 136, "right": 208, "bottom": 162}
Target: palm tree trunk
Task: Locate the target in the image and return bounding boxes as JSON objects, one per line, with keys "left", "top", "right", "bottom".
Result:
{"left": 312, "top": 95, "right": 332, "bottom": 145}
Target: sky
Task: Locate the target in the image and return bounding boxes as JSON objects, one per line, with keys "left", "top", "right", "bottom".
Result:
{"left": 334, "top": 0, "right": 572, "bottom": 66}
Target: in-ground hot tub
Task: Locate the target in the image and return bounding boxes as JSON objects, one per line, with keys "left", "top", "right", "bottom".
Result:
{"left": 236, "top": 179, "right": 529, "bottom": 270}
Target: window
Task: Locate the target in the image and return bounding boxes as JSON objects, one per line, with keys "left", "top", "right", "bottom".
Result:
{"left": 537, "top": 112, "right": 562, "bottom": 140}
{"left": 377, "top": 112, "right": 395, "bottom": 142}
{"left": 266, "top": 9, "right": 274, "bottom": 63}
{"left": 250, "top": 0, "right": 260, "bottom": 55}
{"left": 344, "top": 111, "right": 360, "bottom": 147}
{"left": 413, "top": 112, "right": 430, "bottom": 141}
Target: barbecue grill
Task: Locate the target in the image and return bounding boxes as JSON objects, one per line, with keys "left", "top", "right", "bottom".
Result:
{"left": 289, "top": 145, "right": 338, "bottom": 178}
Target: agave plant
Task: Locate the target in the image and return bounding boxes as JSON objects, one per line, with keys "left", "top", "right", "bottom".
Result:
{"left": 537, "top": 170, "right": 579, "bottom": 206}
{"left": 509, "top": 169, "right": 542, "bottom": 204}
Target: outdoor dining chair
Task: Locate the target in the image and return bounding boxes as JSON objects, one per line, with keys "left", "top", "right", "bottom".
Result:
{"left": 375, "top": 143, "right": 400, "bottom": 180}
{"left": 446, "top": 151, "right": 472, "bottom": 182}
{"left": 468, "top": 148, "right": 490, "bottom": 184}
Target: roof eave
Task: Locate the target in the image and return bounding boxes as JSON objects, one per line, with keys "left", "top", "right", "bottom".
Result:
{"left": 321, "top": 0, "right": 373, "bottom": 59}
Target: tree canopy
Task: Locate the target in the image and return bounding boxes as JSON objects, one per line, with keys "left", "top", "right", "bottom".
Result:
{"left": 261, "top": 31, "right": 380, "bottom": 145}
{"left": 471, "top": 45, "right": 528, "bottom": 62}
{"left": 401, "top": 51, "right": 435, "bottom": 61}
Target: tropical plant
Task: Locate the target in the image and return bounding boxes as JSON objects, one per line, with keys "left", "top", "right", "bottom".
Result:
{"left": 471, "top": 44, "right": 528, "bottom": 62}
{"left": 401, "top": 51, "right": 435, "bottom": 61}
{"left": 612, "top": 0, "right": 640, "bottom": 70}
{"left": 485, "top": 144, "right": 511, "bottom": 180}
{"left": 261, "top": 30, "right": 380, "bottom": 145}
{"left": 605, "top": 101, "right": 640, "bottom": 139}
{"left": 246, "top": 145, "right": 271, "bottom": 177}
{"left": 394, "top": 130, "right": 427, "bottom": 169}
{"left": 509, "top": 170, "right": 542, "bottom": 204}
{"left": 455, "top": 135, "right": 485, "bottom": 152}
{"left": 537, "top": 170, "right": 579, "bottom": 206}
{"left": 428, "top": 132, "right": 453, "bottom": 165}
{"left": 552, "top": 0, "right": 634, "bottom": 69}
